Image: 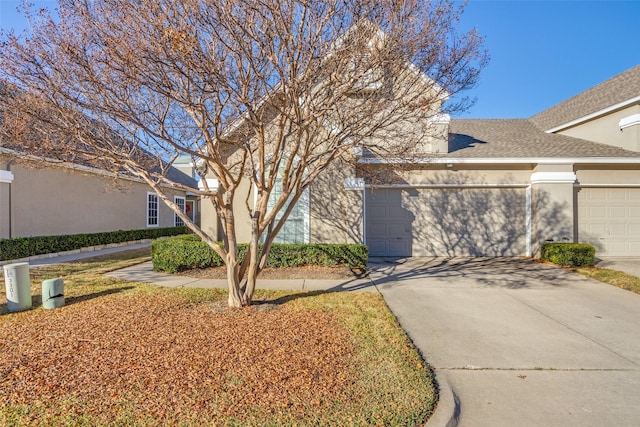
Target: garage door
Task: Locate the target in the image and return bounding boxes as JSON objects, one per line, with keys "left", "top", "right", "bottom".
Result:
{"left": 366, "top": 188, "right": 527, "bottom": 257}
{"left": 577, "top": 188, "right": 640, "bottom": 256}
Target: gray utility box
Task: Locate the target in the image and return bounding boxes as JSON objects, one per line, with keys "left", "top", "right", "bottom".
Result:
{"left": 3, "top": 262, "right": 32, "bottom": 312}
{"left": 42, "top": 278, "right": 65, "bottom": 309}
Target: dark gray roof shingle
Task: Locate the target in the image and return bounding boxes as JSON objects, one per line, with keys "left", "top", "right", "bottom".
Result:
{"left": 447, "top": 119, "right": 640, "bottom": 159}
{"left": 530, "top": 64, "right": 640, "bottom": 131}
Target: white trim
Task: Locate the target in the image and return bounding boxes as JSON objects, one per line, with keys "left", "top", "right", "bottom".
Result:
{"left": 146, "top": 192, "right": 159, "bottom": 228}
{"left": 0, "top": 170, "right": 14, "bottom": 184}
{"left": 428, "top": 113, "right": 451, "bottom": 125}
{"left": 344, "top": 178, "right": 365, "bottom": 190}
{"left": 358, "top": 156, "right": 640, "bottom": 165}
{"left": 619, "top": 113, "right": 640, "bottom": 130}
{"left": 302, "top": 187, "right": 310, "bottom": 244}
{"left": 173, "top": 196, "right": 186, "bottom": 227}
{"left": 198, "top": 178, "right": 219, "bottom": 191}
{"left": 545, "top": 95, "right": 640, "bottom": 133}
{"left": 575, "top": 183, "right": 640, "bottom": 188}
{"left": 525, "top": 185, "right": 532, "bottom": 257}
{"left": 365, "top": 183, "right": 529, "bottom": 189}
{"left": 530, "top": 171, "right": 577, "bottom": 185}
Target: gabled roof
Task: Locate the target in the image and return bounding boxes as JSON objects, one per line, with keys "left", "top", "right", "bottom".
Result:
{"left": 0, "top": 145, "right": 199, "bottom": 189}
{"left": 447, "top": 119, "right": 640, "bottom": 159}
{"left": 530, "top": 64, "right": 640, "bottom": 132}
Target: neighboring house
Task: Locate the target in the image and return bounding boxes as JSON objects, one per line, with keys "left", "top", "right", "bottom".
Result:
{"left": 201, "top": 64, "right": 640, "bottom": 258}
{"left": 0, "top": 148, "right": 199, "bottom": 239}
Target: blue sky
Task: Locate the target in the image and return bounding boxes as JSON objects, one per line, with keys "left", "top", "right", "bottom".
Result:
{"left": 2, "top": 0, "right": 639, "bottom": 118}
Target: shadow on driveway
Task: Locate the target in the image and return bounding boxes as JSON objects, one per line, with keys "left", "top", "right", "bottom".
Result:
{"left": 368, "top": 256, "right": 582, "bottom": 289}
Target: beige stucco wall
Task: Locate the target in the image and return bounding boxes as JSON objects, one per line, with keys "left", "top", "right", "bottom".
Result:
{"left": 576, "top": 164, "right": 640, "bottom": 184}
{"left": 8, "top": 162, "right": 185, "bottom": 238}
{"left": 199, "top": 196, "right": 219, "bottom": 240}
{"left": 310, "top": 158, "right": 362, "bottom": 244}
{"left": 358, "top": 163, "right": 533, "bottom": 185}
{"left": 201, "top": 159, "right": 363, "bottom": 245}
{"left": 558, "top": 104, "right": 640, "bottom": 152}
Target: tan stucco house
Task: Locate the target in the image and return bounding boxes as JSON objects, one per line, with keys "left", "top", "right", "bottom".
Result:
{"left": 0, "top": 149, "right": 199, "bottom": 239}
{"left": 200, "top": 64, "right": 640, "bottom": 258}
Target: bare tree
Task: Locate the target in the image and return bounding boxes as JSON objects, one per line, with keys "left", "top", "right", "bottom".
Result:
{"left": 0, "top": 0, "right": 487, "bottom": 306}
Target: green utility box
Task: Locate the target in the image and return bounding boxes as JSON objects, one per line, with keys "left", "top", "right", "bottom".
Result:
{"left": 42, "top": 278, "right": 65, "bottom": 309}
{"left": 3, "top": 262, "right": 32, "bottom": 312}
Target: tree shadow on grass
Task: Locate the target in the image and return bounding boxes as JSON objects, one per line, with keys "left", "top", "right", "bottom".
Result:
{"left": 254, "top": 290, "right": 334, "bottom": 307}
{"left": 0, "top": 286, "right": 135, "bottom": 316}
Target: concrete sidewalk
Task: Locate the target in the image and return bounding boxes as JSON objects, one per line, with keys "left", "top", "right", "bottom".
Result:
{"left": 106, "top": 261, "right": 378, "bottom": 293}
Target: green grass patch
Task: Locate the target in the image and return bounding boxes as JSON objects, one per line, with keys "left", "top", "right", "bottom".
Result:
{"left": 0, "top": 249, "right": 436, "bottom": 426}
{"left": 572, "top": 266, "right": 640, "bottom": 295}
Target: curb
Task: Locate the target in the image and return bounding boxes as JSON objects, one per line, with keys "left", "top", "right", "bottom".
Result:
{"left": 425, "top": 372, "right": 460, "bottom": 427}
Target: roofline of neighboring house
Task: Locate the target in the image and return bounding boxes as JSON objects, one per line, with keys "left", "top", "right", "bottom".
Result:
{"left": 358, "top": 157, "right": 640, "bottom": 165}
{"left": 545, "top": 95, "right": 640, "bottom": 134}
{"left": 0, "top": 147, "right": 192, "bottom": 191}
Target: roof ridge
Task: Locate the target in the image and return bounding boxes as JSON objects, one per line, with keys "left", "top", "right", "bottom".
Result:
{"left": 530, "top": 64, "right": 640, "bottom": 131}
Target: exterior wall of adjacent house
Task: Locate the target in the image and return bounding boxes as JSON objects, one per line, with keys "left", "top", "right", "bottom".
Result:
{"left": 2, "top": 160, "right": 186, "bottom": 239}
{"left": 557, "top": 104, "right": 640, "bottom": 152}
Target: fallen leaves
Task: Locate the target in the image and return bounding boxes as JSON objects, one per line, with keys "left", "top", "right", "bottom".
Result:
{"left": 0, "top": 291, "right": 356, "bottom": 424}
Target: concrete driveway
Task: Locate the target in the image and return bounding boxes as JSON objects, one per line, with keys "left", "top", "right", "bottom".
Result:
{"left": 370, "top": 257, "right": 640, "bottom": 427}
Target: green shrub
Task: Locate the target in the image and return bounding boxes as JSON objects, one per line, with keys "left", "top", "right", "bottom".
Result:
{"left": 0, "top": 227, "right": 188, "bottom": 261}
{"left": 540, "top": 242, "right": 596, "bottom": 267}
{"left": 151, "top": 236, "right": 368, "bottom": 273}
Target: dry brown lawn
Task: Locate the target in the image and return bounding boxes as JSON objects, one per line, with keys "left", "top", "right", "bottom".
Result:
{"left": 0, "top": 250, "right": 436, "bottom": 426}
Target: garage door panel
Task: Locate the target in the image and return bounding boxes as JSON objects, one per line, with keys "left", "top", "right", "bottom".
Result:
{"left": 610, "top": 207, "right": 626, "bottom": 217}
{"left": 609, "top": 224, "right": 627, "bottom": 236}
{"left": 577, "top": 188, "right": 640, "bottom": 256}
{"left": 609, "top": 189, "right": 627, "bottom": 200}
{"left": 388, "top": 223, "right": 408, "bottom": 235}
{"left": 368, "top": 206, "right": 387, "bottom": 218}
{"left": 367, "top": 239, "right": 387, "bottom": 257}
{"left": 589, "top": 206, "right": 607, "bottom": 217}
{"left": 366, "top": 188, "right": 526, "bottom": 257}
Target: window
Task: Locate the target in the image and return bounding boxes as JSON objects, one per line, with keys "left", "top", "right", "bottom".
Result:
{"left": 265, "top": 176, "right": 309, "bottom": 244}
{"left": 174, "top": 196, "right": 186, "bottom": 227}
{"left": 147, "top": 192, "right": 159, "bottom": 227}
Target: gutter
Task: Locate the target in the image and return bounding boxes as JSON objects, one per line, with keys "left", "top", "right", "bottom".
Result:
{"left": 358, "top": 157, "right": 640, "bottom": 165}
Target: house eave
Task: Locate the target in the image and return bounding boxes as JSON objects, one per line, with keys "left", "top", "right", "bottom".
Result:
{"left": 545, "top": 95, "right": 640, "bottom": 133}
{"left": 358, "top": 156, "right": 640, "bottom": 165}
{"left": 0, "top": 147, "right": 192, "bottom": 191}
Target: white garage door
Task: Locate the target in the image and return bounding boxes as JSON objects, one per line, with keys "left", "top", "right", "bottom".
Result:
{"left": 577, "top": 187, "right": 640, "bottom": 256}
{"left": 366, "top": 188, "right": 527, "bottom": 257}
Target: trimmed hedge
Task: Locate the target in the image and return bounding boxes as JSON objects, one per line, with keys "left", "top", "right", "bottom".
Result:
{"left": 0, "top": 226, "right": 188, "bottom": 261}
{"left": 540, "top": 242, "right": 596, "bottom": 267}
{"left": 151, "top": 235, "right": 368, "bottom": 273}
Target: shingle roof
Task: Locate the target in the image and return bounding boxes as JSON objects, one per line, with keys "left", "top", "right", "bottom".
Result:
{"left": 530, "top": 64, "right": 640, "bottom": 131}
{"left": 446, "top": 119, "right": 640, "bottom": 159}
